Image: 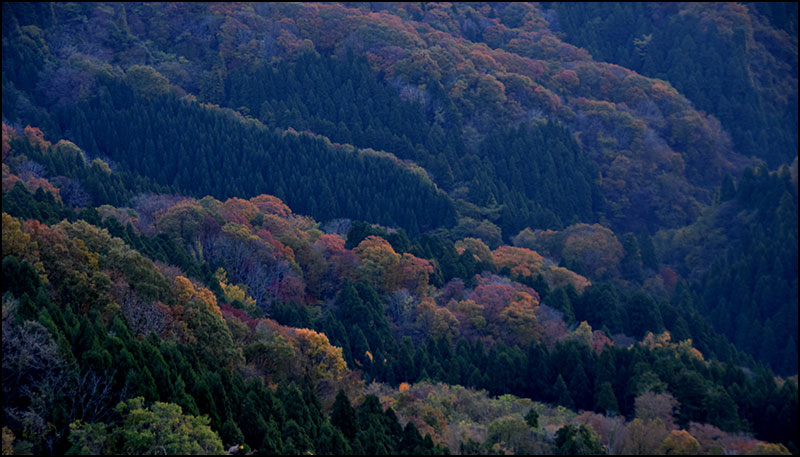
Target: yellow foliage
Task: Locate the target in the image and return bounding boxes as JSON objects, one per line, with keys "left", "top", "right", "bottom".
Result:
{"left": 641, "top": 331, "right": 704, "bottom": 362}
{"left": 53, "top": 139, "right": 84, "bottom": 159}
{"left": 543, "top": 266, "right": 590, "bottom": 294}
{"left": 213, "top": 267, "right": 229, "bottom": 285}
{"left": 90, "top": 158, "right": 112, "bottom": 174}
{"left": 497, "top": 299, "right": 540, "bottom": 346}
{"left": 661, "top": 429, "right": 700, "bottom": 455}
{"left": 677, "top": 339, "right": 704, "bottom": 361}
{"left": 455, "top": 237, "right": 494, "bottom": 264}
{"left": 642, "top": 331, "right": 672, "bottom": 349}
{"left": 174, "top": 276, "right": 195, "bottom": 304}
{"left": 2, "top": 426, "right": 14, "bottom": 456}
{"left": 354, "top": 235, "right": 400, "bottom": 289}
{"left": 2, "top": 213, "right": 32, "bottom": 258}
{"left": 293, "top": 328, "right": 347, "bottom": 382}
{"left": 353, "top": 236, "right": 399, "bottom": 264}
{"left": 745, "top": 442, "right": 791, "bottom": 455}
{"left": 567, "top": 321, "right": 594, "bottom": 347}
{"left": 430, "top": 307, "right": 459, "bottom": 341}
{"left": 126, "top": 65, "right": 171, "bottom": 100}
{"left": 450, "top": 299, "right": 486, "bottom": 331}
{"left": 215, "top": 268, "right": 257, "bottom": 313}
{"left": 2, "top": 213, "right": 47, "bottom": 282}
{"left": 221, "top": 222, "right": 257, "bottom": 241}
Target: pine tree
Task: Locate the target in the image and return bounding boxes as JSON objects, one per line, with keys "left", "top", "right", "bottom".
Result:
{"left": 553, "top": 374, "right": 574, "bottom": 409}
{"left": 331, "top": 390, "right": 357, "bottom": 440}
{"left": 595, "top": 381, "right": 620, "bottom": 415}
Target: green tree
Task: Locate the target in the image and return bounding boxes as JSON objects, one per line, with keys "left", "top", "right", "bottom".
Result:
{"left": 553, "top": 374, "right": 574, "bottom": 410}
{"left": 486, "top": 416, "right": 533, "bottom": 454}
{"left": 125, "top": 65, "right": 171, "bottom": 101}
{"left": 71, "top": 397, "right": 224, "bottom": 455}
{"left": 595, "top": 381, "right": 620, "bottom": 415}
{"left": 524, "top": 408, "right": 540, "bottom": 428}
{"left": 704, "top": 386, "right": 741, "bottom": 432}
{"left": 331, "top": 389, "right": 358, "bottom": 440}
{"left": 554, "top": 424, "right": 605, "bottom": 455}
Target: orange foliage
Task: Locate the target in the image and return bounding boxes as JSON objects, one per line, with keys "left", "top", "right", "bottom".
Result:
{"left": 497, "top": 292, "right": 541, "bottom": 345}
{"left": 650, "top": 82, "right": 676, "bottom": 99}
{"left": 492, "top": 246, "right": 545, "bottom": 278}
{"left": 2, "top": 165, "right": 22, "bottom": 194}
{"left": 469, "top": 48, "right": 500, "bottom": 71}
{"left": 384, "top": 253, "right": 433, "bottom": 295}
{"left": 173, "top": 275, "right": 221, "bottom": 317}
{"left": 23, "top": 126, "right": 51, "bottom": 152}
{"left": 554, "top": 69, "right": 580, "bottom": 88}
{"left": 315, "top": 233, "right": 346, "bottom": 254}
{"left": 250, "top": 194, "right": 292, "bottom": 218}
{"left": 221, "top": 197, "right": 259, "bottom": 225}
{"left": 415, "top": 297, "right": 459, "bottom": 341}
{"left": 2, "top": 123, "right": 14, "bottom": 160}
{"left": 22, "top": 176, "right": 61, "bottom": 202}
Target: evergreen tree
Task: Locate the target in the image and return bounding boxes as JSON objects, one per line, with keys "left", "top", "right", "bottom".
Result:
{"left": 331, "top": 390, "right": 358, "bottom": 441}
{"left": 553, "top": 374, "right": 574, "bottom": 409}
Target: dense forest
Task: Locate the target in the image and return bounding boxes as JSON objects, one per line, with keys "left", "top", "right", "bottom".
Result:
{"left": 2, "top": 2, "right": 797, "bottom": 455}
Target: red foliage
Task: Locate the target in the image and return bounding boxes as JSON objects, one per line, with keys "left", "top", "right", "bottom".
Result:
{"left": 468, "top": 274, "right": 539, "bottom": 317}
{"left": 219, "top": 303, "right": 259, "bottom": 329}
{"left": 437, "top": 278, "right": 465, "bottom": 305}
{"left": 469, "top": 282, "right": 517, "bottom": 316}
{"left": 591, "top": 330, "right": 614, "bottom": 354}
{"left": 660, "top": 266, "right": 678, "bottom": 295}
{"left": 540, "top": 319, "right": 568, "bottom": 349}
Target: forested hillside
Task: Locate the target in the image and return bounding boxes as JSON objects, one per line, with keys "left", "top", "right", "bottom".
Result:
{"left": 2, "top": 2, "right": 797, "bottom": 455}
